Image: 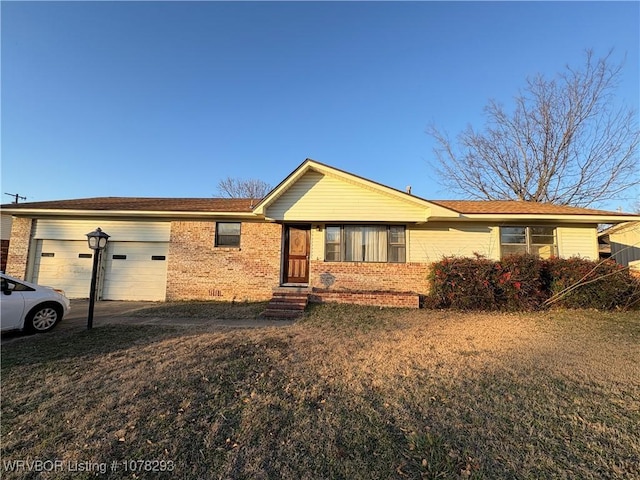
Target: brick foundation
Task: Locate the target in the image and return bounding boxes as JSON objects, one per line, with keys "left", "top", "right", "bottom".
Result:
{"left": 309, "top": 289, "right": 420, "bottom": 308}
{"left": 166, "top": 221, "right": 282, "bottom": 301}
{"left": 309, "top": 260, "right": 429, "bottom": 295}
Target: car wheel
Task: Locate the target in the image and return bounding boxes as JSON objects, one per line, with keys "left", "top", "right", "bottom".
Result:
{"left": 25, "top": 303, "right": 62, "bottom": 333}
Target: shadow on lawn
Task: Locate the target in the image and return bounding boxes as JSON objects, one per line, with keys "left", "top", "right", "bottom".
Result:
{"left": 0, "top": 325, "right": 189, "bottom": 370}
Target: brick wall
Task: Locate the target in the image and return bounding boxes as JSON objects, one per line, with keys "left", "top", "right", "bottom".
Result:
{"left": 5, "top": 217, "right": 33, "bottom": 279}
{"left": 309, "top": 260, "right": 430, "bottom": 295}
{"left": 166, "top": 221, "right": 282, "bottom": 301}
{"left": 309, "top": 289, "right": 420, "bottom": 308}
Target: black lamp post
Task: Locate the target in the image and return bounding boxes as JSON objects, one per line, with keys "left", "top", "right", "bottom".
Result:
{"left": 86, "top": 227, "right": 110, "bottom": 329}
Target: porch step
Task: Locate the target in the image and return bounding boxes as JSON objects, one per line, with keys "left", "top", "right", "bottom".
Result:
{"left": 261, "top": 288, "right": 310, "bottom": 319}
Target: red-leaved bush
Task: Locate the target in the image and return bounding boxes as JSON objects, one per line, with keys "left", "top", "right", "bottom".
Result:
{"left": 427, "top": 254, "right": 639, "bottom": 311}
{"left": 545, "top": 257, "right": 636, "bottom": 310}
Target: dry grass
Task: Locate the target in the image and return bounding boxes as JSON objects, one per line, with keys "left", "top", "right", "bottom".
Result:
{"left": 129, "top": 300, "right": 269, "bottom": 320}
{"left": 1, "top": 304, "right": 639, "bottom": 479}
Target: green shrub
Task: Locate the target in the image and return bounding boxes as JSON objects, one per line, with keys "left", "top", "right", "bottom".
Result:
{"left": 427, "top": 254, "right": 640, "bottom": 311}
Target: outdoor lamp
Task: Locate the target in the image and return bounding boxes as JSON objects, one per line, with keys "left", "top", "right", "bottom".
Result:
{"left": 86, "top": 227, "right": 110, "bottom": 329}
{"left": 86, "top": 227, "right": 110, "bottom": 250}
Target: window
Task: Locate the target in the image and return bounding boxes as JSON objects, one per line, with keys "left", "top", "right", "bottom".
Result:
{"left": 324, "top": 225, "right": 406, "bottom": 263}
{"left": 215, "top": 222, "right": 241, "bottom": 247}
{"left": 325, "top": 226, "right": 341, "bottom": 262}
{"left": 1, "top": 277, "right": 35, "bottom": 292}
{"left": 500, "top": 226, "right": 557, "bottom": 258}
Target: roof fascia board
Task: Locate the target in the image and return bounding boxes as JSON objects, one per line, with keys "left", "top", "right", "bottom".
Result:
{"left": 598, "top": 220, "right": 639, "bottom": 235}
{"left": 1, "top": 208, "right": 261, "bottom": 220}
{"left": 252, "top": 159, "right": 313, "bottom": 214}
{"left": 440, "top": 214, "right": 640, "bottom": 223}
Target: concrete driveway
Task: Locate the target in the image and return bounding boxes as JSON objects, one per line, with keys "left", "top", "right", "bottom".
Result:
{"left": 62, "top": 299, "right": 160, "bottom": 329}
{"left": 1, "top": 299, "right": 293, "bottom": 343}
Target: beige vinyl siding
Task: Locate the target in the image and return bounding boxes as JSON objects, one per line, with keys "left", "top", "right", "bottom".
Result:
{"left": 310, "top": 227, "right": 324, "bottom": 261}
{"left": 33, "top": 219, "right": 170, "bottom": 242}
{"left": 265, "top": 171, "right": 429, "bottom": 222}
{"left": 609, "top": 222, "right": 640, "bottom": 267}
{"left": 408, "top": 223, "right": 499, "bottom": 262}
{"left": 557, "top": 226, "right": 598, "bottom": 260}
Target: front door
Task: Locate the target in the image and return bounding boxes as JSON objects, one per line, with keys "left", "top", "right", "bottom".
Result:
{"left": 283, "top": 225, "right": 310, "bottom": 284}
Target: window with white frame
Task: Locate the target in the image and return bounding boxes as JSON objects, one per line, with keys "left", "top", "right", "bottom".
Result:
{"left": 325, "top": 225, "right": 406, "bottom": 263}
{"left": 500, "top": 226, "right": 557, "bottom": 258}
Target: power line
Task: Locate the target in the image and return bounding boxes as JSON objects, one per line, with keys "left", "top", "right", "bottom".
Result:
{"left": 4, "top": 193, "right": 27, "bottom": 204}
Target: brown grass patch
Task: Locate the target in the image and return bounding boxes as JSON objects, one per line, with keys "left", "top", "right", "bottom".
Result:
{"left": 130, "top": 300, "right": 269, "bottom": 319}
{"left": 2, "top": 305, "right": 639, "bottom": 479}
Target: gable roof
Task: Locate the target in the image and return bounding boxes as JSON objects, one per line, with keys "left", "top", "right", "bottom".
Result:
{"left": 1, "top": 160, "right": 638, "bottom": 224}
{"left": 252, "top": 158, "right": 459, "bottom": 220}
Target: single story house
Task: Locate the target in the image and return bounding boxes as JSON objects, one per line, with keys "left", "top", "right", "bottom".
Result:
{"left": 2, "top": 159, "right": 638, "bottom": 308}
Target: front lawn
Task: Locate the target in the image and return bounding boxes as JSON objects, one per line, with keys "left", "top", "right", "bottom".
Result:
{"left": 1, "top": 305, "right": 639, "bottom": 479}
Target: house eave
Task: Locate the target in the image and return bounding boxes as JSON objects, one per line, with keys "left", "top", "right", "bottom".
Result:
{"left": 597, "top": 220, "right": 639, "bottom": 237}
{"left": 1, "top": 208, "right": 262, "bottom": 220}
{"left": 447, "top": 214, "right": 640, "bottom": 224}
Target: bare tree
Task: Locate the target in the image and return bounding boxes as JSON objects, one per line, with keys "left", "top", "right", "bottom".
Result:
{"left": 428, "top": 50, "right": 640, "bottom": 207}
{"left": 216, "top": 177, "right": 272, "bottom": 200}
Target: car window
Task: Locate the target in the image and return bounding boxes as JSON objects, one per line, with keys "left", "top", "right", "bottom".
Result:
{"left": 2, "top": 278, "right": 35, "bottom": 292}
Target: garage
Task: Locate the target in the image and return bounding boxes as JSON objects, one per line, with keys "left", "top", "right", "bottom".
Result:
{"left": 33, "top": 240, "right": 93, "bottom": 298}
{"left": 102, "top": 241, "right": 168, "bottom": 301}
{"left": 31, "top": 219, "right": 170, "bottom": 301}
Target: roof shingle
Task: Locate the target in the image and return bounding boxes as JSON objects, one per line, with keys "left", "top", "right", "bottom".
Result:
{"left": 429, "top": 200, "right": 628, "bottom": 216}
{"left": 0, "top": 197, "right": 255, "bottom": 212}
{"left": 1, "top": 197, "right": 634, "bottom": 217}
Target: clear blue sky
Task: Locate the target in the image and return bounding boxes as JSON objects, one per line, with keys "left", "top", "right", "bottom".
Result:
{"left": 2, "top": 1, "right": 639, "bottom": 209}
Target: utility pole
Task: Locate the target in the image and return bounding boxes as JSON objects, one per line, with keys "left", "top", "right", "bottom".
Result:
{"left": 4, "top": 193, "right": 27, "bottom": 204}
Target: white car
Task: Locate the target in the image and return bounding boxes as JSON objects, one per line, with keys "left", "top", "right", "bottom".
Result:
{"left": 0, "top": 273, "right": 71, "bottom": 333}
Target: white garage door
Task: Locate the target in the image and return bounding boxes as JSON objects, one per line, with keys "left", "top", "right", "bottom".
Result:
{"left": 102, "top": 242, "right": 168, "bottom": 301}
{"left": 33, "top": 240, "right": 94, "bottom": 298}
{"left": 31, "top": 219, "right": 171, "bottom": 301}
